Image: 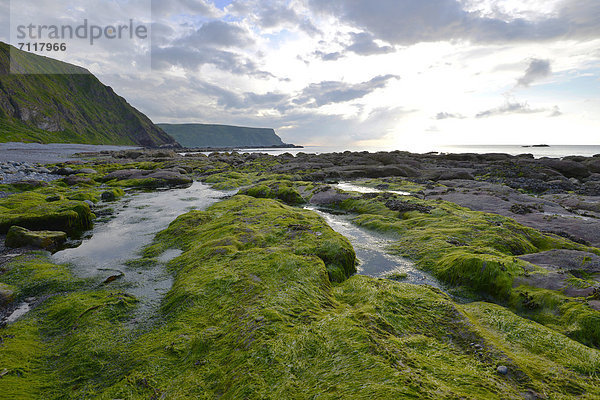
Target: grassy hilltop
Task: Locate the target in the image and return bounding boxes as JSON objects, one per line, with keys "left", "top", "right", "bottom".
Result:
{"left": 0, "top": 42, "right": 176, "bottom": 147}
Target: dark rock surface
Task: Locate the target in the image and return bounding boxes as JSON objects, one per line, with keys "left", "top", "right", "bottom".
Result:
{"left": 422, "top": 180, "right": 600, "bottom": 247}
{"left": 516, "top": 250, "right": 600, "bottom": 298}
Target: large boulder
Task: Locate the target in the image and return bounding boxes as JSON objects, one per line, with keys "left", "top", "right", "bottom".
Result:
{"left": 5, "top": 226, "right": 67, "bottom": 251}
{"left": 100, "top": 168, "right": 192, "bottom": 187}
{"left": 539, "top": 159, "right": 590, "bottom": 179}
{"left": 585, "top": 159, "right": 600, "bottom": 174}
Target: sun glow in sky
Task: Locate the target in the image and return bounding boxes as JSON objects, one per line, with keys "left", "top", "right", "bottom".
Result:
{"left": 2, "top": 0, "right": 599, "bottom": 147}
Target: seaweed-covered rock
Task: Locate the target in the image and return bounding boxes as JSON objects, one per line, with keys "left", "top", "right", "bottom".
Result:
{"left": 101, "top": 168, "right": 192, "bottom": 188}
{"left": 54, "top": 167, "right": 75, "bottom": 176}
{"left": 0, "top": 283, "right": 15, "bottom": 306}
{"left": 242, "top": 182, "right": 305, "bottom": 205}
{"left": 11, "top": 180, "right": 49, "bottom": 191}
{"left": 5, "top": 226, "right": 67, "bottom": 250}
{"left": 101, "top": 188, "right": 125, "bottom": 201}
{"left": 0, "top": 192, "right": 94, "bottom": 234}
{"left": 76, "top": 168, "right": 98, "bottom": 175}
{"left": 385, "top": 199, "right": 432, "bottom": 214}
{"left": 62, "top": 175, "right": 94, "bottom": 186}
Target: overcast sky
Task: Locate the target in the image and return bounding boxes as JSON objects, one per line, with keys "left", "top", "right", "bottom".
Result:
{"left": 2, "top": 0, "right": 600, "bottom": 148}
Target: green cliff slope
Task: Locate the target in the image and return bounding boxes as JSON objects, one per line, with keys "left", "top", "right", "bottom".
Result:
{"left": 158, "top": 123, "right": 286, "bottom": 148}
{"left": 0, "top": 42, "right": 177, "bottom": 147}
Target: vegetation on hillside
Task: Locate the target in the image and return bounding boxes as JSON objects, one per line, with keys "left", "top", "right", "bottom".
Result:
{"left": 0, "top": 42, "right": 176, "bottom": 147}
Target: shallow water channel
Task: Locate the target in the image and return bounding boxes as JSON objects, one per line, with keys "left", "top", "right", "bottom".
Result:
{"left": 306, "top": 206, "right": 441, "bottom": 288}
{"left": 50, "top": 182, "right": 231, "bottom": 318}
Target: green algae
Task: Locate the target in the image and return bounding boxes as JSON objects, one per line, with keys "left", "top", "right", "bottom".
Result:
{"left": 508, "top": 286, "right": 600, "bottom": 347}
{"left": 0, "top": 191, "right": 94, "bottom": 234}
{"left": 241, "top": 181, "right": 306, "bottom": 205}
{"left": 143, "top": 195, "right": 355, "bottom": 283}
{"left": 0, "top": 254, "right": 80, "bottom": 298}
{"left": 1, "top": 195, "right": 600, "bottom": 398}
{"left": 310, "top": 190, "right": 600, "bottom": 347}
{"left": 335, "top": 194, "right": 593, "bottom": 294}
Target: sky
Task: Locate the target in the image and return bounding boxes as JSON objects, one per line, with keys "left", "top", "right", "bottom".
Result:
{"left": 1, "top": 0, "right": 600, "bottom": 149}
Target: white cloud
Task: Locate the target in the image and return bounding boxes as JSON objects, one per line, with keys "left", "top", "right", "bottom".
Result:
{"left": 517, "top": 58, "right": 551, "bottom": 87}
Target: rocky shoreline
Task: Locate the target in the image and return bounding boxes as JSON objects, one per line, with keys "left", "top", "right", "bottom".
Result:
{"left": 0, "top": 148, "right": 599, "bottom": 398}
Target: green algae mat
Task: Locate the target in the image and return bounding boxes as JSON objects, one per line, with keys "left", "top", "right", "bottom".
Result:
{"left": 1, "top": 195, "right": 599, "bottom": 399}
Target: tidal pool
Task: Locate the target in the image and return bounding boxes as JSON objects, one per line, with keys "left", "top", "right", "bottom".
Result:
{"left": 336, "top": 182, "right": 411, "bottom": 196}
{"left": 52, "top": 182, "right": 232, "bottom": 316}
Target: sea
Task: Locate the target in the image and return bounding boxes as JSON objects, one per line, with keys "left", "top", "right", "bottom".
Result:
{"left": 200, "top": 144, "right": 600, "bottom": 159}
{"left": 1, "top": 142, "right": 600, "bottom": 163}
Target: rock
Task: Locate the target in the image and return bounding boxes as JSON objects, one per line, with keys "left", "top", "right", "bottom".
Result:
{"left": 510, "top": 203, "right": 540, "bottom": 215}
{"left": 497, "top": 366, "right": 508, "bottom": 375}
{"left": 5, "top": 226, "right": 67, "bottom": 251}
{"left": 425, "top": 169, "right": 474, "bottom": 181}
{"left": 118, "top": 150, "right": 144, "bottom": 159}
{"left": 385, "top": 199, "right": 432, "bottom": 214}
{"left": 45, "top": 194, "right": 64, "bottom": 202}
{"left": 516, "top": 250, "right": 600, "bottom": 298}
{"left": 0, "top": 283, "right": 15, "bottom": 306}
{"left": 54, "top": 167, "right": 75, "bottom": 176}
{"left": 76, "top": 168, "right": 98, "bottom": 175}
{"left": 101, "top": 191, "right": 117, "bottom": 201}
{"left": 83, "top": 200, "right": 94, "bottom": 208}
{"left": 539, "top": 159, "right": 590, "bottom": 179}
{"left": 100, "top": 168, "right": 193, "bottom": 187}
{"left": 11, "top": 180, "right": 49, "bottom": 190}
{"left": 309, "top": 186, "right": 351, "bottom": 206}
{"left": 583, "top": 160, "right": 600, "bottom": 173}
{"left": 63, "top": 175, "right": 94, "bottom": 186}
{"left": 519, "top": 250, "right": 600, "bottom": 273}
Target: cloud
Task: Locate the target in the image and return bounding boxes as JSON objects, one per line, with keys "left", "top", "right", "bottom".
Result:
{"left": 475, "top": 101, "right": 548, "bottom": 118}
{"left": 293, "top": 75, "right": 400, "bottom": 107}
{"left": 549, "top": 106, "right": 562, "bottom": 117}
{"left": 152, "top": 0, "right": 221, "bottom": 18}
{"left": 151, "top": 45, "right": 272, "bottom": 77}
{"left": 0, "top": 1, "right": 8, "bottom": 42}
{"left": 313, "top": 51, "right": 344, "bottom": 61}
{"left": 346, "top": 32, "right": 395, "bottom": 56}
{"left": 307, "top": 0, "right": 599, "bottom": 45}
{"left": 228, "top": 0, "right": 321, "bottom": 36}
{"left": 183, "top": 20, "right": 253, "bottom": 48}
{"left": 435, "top": 112, "right": 465, "bottom": 120}
{"left": 517, "top": 59, "right": 551, "bottom": 87}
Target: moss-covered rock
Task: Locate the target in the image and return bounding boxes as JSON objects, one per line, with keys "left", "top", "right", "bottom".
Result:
{"left": 0, "top": 192, "right": 94, "bottom": 234}
{"left": 242, "top": 181, "right": 306, "bottom": 205}
{"left": 5, "top": 226, "right": 67, "bottom": 251}
{"left": 100, "top": 188, "right": 125, "bottom": 201}
{"left": 0, "top": 282, "right": 16, "bottom": 306}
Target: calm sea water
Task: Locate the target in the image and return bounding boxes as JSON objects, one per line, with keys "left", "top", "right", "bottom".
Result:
{"left": 232, "top": 145, "right": 600, "bottom": 159}
{"left": 2, "top": 142, "right": 599, "bottom": 162}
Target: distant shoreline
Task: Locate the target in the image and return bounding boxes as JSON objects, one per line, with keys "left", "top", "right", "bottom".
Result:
{"left": 180, "top": 144, "right": 304, "bottom": 152}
